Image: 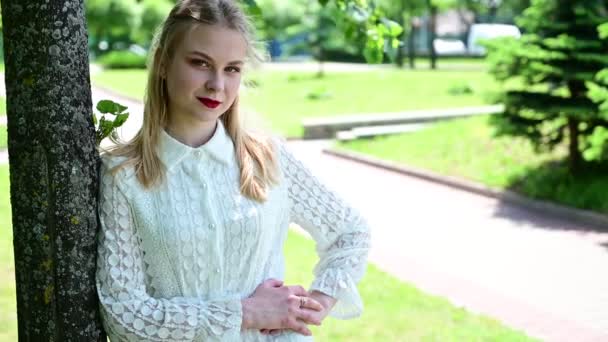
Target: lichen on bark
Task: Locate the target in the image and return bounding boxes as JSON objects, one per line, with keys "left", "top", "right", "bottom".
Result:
{"left": 1, "top": 0, "right": 106, "bottom": 340}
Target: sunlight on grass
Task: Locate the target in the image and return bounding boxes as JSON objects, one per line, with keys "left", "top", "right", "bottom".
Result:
{"left": 0, "top": 166, "right": 16, "bottom": 342}
{"left": 0, "top": 126, "right": 7, "bottom": 149}
{"left": 338, "top": 115, "right": 608, "bottom": 213}
{"left": 0, "top": 98, "right": 6, "bottom": 116}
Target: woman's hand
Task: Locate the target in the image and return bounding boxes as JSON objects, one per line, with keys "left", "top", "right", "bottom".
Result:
{"left": 260, "top": 290, "right": 337, "bottom": 336}
{"left": 241, "top": 278, "right": 325, "bottom": 336}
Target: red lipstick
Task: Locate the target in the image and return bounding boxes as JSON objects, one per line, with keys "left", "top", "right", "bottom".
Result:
{"left": 198, "top": 97, "right": 221, "bottom": 109}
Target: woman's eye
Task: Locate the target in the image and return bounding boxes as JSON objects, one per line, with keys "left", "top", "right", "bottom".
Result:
{"left": 191, "top": 59, "right": 209, "bottom": 67}
{"left": 226, "top": 66, "right": 241, "bottom": 73}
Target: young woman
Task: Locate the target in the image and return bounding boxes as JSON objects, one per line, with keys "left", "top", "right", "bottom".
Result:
{"left": 96, "top": 0, "right": 370, "bottom": 340}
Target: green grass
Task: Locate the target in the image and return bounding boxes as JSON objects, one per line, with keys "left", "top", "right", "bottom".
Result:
{"left": 0, "top": 97, "right": 6, "bottom": 117}
{"left": 0, "top": 164, "right": 535, "bottom": 340}
{"left": 338, "top": 115, "right": 608, "bottom": 213}
{"left": 0, "top": 125, "right": 6, "bottom": 149}
{"left": 92, "top": 69, "right": 497, "bottom": 137}
{"left": 0, "top": 166, "right": 16, "bottom": 342}
{"left": 92, "top": 69, "right": 148, "bottom": 101}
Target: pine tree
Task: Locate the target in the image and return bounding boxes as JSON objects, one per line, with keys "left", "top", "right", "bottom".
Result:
{"left": 587, "top": 22, "right": 608, "bottom": 161}
{"left": 484, "top": 0, "right": 608, "bottom": 172}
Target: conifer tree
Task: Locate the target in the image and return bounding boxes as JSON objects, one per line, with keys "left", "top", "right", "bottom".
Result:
{"left": 484, "top": 0, "right": 608, "bottom": 172}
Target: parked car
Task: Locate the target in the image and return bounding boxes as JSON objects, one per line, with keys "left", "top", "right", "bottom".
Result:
{"left": 467, "top": 23, "right": 521, "bottom": 56}
{"left": 433, "top": 38, "right": 467, "bottom": 56}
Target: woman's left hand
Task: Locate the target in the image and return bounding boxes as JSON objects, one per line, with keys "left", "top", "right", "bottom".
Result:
{"left": 260, "top": 290, "right": 336, "bottom": 336}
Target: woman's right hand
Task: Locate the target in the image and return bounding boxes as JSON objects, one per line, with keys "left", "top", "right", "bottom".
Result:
{"left": 241, "top": 278, "right": 324, "bottom": 336}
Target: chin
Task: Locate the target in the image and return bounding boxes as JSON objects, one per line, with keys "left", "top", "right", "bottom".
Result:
{"left": 193, "top": 112, "right": 220, "bottom": 122}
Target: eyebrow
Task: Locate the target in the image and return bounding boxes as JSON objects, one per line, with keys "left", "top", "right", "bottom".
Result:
{"left": 188, "top": 51, "right": 244, "bottom": 66}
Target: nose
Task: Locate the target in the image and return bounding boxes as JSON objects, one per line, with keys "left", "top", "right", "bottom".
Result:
{"left": 205, "top": 71, "right": 224, "bottom": 92}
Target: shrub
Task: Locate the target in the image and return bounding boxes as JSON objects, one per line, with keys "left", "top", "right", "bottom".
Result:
{"left": 97, "top": 50, "right": 147, "bottom": 69}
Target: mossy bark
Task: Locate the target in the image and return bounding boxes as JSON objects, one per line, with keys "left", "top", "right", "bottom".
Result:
{"left": 1, "top": 0, "right": 105, "bottom": 340}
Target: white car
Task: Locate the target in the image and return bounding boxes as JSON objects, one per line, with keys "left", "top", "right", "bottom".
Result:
{"left": 467, "top": 23, "right": 521, "bottom": 56}
{"left": 433, "top": 38, "right": 468, "bottom": 55}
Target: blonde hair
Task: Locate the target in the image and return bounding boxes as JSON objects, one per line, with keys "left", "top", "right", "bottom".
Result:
{"left": 104, "top": 0, "right": 278, "bottom": 202}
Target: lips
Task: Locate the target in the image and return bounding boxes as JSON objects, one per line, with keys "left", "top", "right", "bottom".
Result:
{"left": 197, "top": 97, "right": 222, "bottom": 109}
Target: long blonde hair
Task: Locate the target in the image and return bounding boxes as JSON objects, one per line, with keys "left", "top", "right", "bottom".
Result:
{"left": 105, "top": 0, "right": 278, "bottom": 202}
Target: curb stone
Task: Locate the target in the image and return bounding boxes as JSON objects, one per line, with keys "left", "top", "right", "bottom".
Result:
{"left": 325, "top": 147, "right": 608, "bottom": 231}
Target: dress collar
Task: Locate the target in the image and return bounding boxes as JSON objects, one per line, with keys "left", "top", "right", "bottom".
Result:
{"left": 158, "top": 120, "right": 234, "bottom": 169}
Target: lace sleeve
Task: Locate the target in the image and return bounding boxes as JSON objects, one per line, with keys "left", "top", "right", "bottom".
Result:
{"left": 278, "top": 143, "right": 371, "bottom": 319}
{"left": 96, "top": 166, "right": 242, "bottom": 341}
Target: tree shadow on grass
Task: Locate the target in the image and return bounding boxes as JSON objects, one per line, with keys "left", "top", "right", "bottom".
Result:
{"left": 491, "top": 159, "right": 608, "bottom": 234}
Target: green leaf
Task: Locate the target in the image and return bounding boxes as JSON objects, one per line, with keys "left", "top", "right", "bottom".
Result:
{"left": 100, "top": 117, "right": 114, "bottom": 136}
{"left": 318, "top": 0, "right": 329, "bottom": 6}
{"left": 391, "top": 37, "right": 400, "bottom": 49}
{"left": 96, "top": 100, "right": 116, "bottom": 114}
{"left": 363, "top": 37, "right": 384, "bottom": 64}
{"left": 115, "top": 103, "right": 128, "bottom": 114}
{"left": 381, "top": 18, "right": 403, "bottom": 37}
{"left": 596, "top": 69, "right": 608, "bottom": 84}
{"left": 599, "top": 22, "right": 608, "bottom": 39}
{"left": 242, "top": 0, "right": 262, "bottom": 16}
{"left": 347, "top": 4, "right": 370, "bottom": 23}
{"left": 242, "top": 0, "right": 257, "bottom": 8}
{"left": 96, "top": 99, "right": 128, "bottom": 115}
{"left": 113, "top": 113, "right": 129, "bottom": 128}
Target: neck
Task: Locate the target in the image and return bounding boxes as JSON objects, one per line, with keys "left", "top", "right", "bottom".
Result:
{"left": 165, "top": 117, "right": 219, "bottom": 147}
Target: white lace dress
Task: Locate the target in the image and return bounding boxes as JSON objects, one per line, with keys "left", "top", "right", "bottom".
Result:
{"left": 96, "top": 121, "right": 371, "bottom": 341}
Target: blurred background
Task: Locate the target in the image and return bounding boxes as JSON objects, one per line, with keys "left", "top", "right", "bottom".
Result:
{"left": 2, "top": 0, "right": 608, "bottom": 341}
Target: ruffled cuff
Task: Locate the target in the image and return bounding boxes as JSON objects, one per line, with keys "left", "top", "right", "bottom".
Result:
{"left": 194, "top": 297, "right": 243, "bottom": 341}
{"left": 310, "top": 268, "right": 363, "bottom": 319}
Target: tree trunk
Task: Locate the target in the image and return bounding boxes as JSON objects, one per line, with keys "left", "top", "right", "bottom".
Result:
{"left": 408, "top": 21, "right": 416, "bottom": 69}
{"left": 567, "top": 117, "right": 582, "bottom": 173}
{"left": 427, "top": 1, "right": 437, "bottom": 70}
{"left": 488, "top": 0, "right": 498, "bottom": 23}
{"left": 1, "top": 0, "right": 106, "bottom": 340}
{"left": 396, "top": 14, "right": 405, "bottom": 68}
{"left": 395, "top": 2, "right": 406, "bottom": 69}
{"left": 566, "top": 80, "right": 586, "bottom": 173}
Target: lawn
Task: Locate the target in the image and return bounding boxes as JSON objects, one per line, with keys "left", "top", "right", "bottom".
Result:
{"left": 92, "top": 68, "right": 497, "bottom": 137}
{"left": 0, "top": 166, "right": 16, "bottom": 342}
{"left": 0, "top": 126, "right": 6, "bottom": 149}
{"left": 0, "top": 164, "right": 535, "bottom": 340}
{"left": 0, "top": 97, "right": 6, "bottom": 116}
{"left": 337, "top": 115, "right": 608, "bottom": 214}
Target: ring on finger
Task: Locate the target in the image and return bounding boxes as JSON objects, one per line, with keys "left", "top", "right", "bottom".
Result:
{"left": 299, "top": 296, "right": 306, "bottom": 308}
